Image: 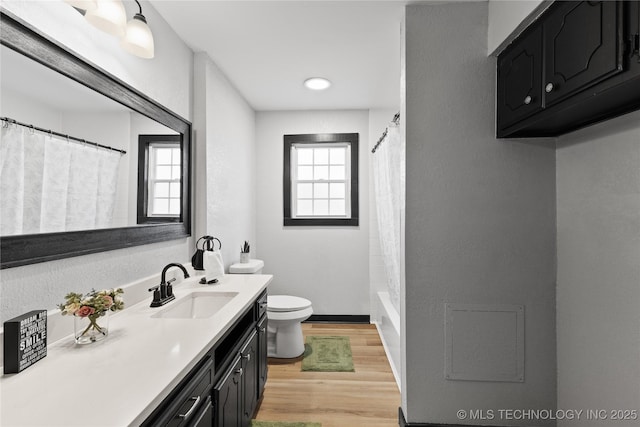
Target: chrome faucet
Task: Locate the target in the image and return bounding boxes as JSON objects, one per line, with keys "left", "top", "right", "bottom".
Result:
{"left": 149, "top": 263, "right": 190, "bottom": 307}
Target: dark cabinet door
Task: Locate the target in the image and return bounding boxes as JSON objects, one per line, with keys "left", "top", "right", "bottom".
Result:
{"left": 497, "top": 25, "right": 543, "bottom": 129}
{"left": 256, "top": 315, "right": 268, "bottom": 399}
{"left": 214, "top": 356, "right": 242, "bottom": 427}
{"left": 240, "top": 330, "right": 259, "bottom": 427}
{"left": 543, "top": 1, "right": 623, "bottom": 106}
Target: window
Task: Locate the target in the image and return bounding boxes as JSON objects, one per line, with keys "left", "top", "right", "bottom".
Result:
{"left": 284, "top": 133, "right": 358, "bottom": 226}
{"left": 137, "top": 134, "right": 183, "bottom": 224}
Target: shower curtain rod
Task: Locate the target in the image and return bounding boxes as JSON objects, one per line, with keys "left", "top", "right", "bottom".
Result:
{"left": 371, "top": 112, "right": 400, "bottom": 154}
{"left": 1, "top": 116, "right": 127, "bottom": 155}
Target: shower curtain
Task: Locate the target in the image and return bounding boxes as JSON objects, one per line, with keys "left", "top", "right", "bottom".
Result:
{"left": 372, "top": 123, "right": 404, "bottom": 312}
{"left": 0, "top": 125, "right": 121, "bottom": 235}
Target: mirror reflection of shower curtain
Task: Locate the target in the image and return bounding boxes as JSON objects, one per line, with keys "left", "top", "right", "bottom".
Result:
{"left": 373, "top": 124, "right": 404, "bottom": 312}
{"left": 0, "top": 126, "right": 120, "bottom": 235}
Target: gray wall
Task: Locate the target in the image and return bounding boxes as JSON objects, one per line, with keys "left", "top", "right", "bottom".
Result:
{"left": 556, "top": 110, "right": 640, "bottom": 427}
{"left": 403, "top": 2, "right": 557, "bottom": 424}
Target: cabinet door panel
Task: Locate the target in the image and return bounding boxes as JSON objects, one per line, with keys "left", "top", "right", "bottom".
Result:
{"left": 544, "top": 1, "right": 623, "bottom": 106}
{"left": 497, "top": 25, "right": 543, "bottom": 129}
{"left": 241, "top": 330, "right": 259, "bottom": 426}
{"left": 214, "top": 356, "right": 242, "bottom": 427}
{"left": 257, "top": 315, "right": 268, "bottom": 399}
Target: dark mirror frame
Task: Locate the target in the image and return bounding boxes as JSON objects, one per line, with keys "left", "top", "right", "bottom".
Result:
{"left": 0, "top": 10, "right": 192, "bottom": 269}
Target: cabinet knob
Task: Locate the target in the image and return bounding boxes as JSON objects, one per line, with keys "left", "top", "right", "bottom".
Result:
{"left": 545, "top": 83, "right": 554, "bottom": 93}
{"left": 242, "top": 353, "right": 251, "bottom": 361}
{"left": 524, "top": 95, "right": 532, "bottom": 105}
{"left": 258, "top": 327, "right": 266, "bottom": 333}
{"left": 235, "top": 367, "right": 243, "bottom": 376}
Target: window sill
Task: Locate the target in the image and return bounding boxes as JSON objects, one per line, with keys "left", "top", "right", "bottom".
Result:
{"left": 284, "top": 217, "right": 359, "bottom": 227}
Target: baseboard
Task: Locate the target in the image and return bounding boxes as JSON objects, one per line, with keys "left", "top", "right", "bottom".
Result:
{"left": 399, "top": 407, "right": 513, "bottom": 427}
{"left": 305, "top": 315, "right": 370, "bottom": 324}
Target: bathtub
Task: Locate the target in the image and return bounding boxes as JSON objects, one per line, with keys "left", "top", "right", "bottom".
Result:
{"left": 373, "top": 291, "right": 401, "bottom": 389}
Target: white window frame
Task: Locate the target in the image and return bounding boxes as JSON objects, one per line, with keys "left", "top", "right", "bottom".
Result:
{"left": 147, "top": 142, "right": 181, "bottom": 218}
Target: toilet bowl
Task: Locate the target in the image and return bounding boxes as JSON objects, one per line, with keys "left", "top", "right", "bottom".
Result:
{"left": 227, "top": 258, "right": 313, "bottom": 358}
{"left": 266, "top": 295, "right": 313, "bottom": 358}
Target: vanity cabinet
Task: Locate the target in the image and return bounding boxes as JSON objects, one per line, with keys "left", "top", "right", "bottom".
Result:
{"left": 142, "top": 290, "right": 268, "bottom": 427}
{"left": 497, "top": 1, "right": 640, "bottom": 138}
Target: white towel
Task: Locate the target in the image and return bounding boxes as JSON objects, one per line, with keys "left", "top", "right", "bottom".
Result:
{"left": 204, "top": 250, "right": 225, "bottom": 282}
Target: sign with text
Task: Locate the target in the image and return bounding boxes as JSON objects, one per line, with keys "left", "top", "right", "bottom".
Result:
{"left": 3, "top": 310, "right": 47, "bottom": 374}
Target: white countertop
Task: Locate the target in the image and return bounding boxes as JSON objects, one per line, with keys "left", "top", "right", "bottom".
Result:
{"left": 0, "top": 273, "right": 272, "bottom": 427}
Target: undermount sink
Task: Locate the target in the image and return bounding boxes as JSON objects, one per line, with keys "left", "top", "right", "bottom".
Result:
{"left": 152, "top": 292, "right": 238, "bottom": 319}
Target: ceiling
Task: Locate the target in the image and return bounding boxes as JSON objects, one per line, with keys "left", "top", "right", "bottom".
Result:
{"left": 150, "top": 1, "right": 406, "bottom": 111}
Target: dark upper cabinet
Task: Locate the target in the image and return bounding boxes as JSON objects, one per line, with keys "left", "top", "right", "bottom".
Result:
{"left": 543, "top": 1, "right": 623, "bottom": 106}
{"left": 497, "top": 1, "right": 640, "bottom": 138}
{"left": 497, "top": 26, "right": 543, "bottom": 127}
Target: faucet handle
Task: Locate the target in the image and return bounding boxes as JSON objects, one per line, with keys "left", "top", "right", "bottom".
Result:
{"left": 166, "top": 278, "right": 176, "bottom": 297}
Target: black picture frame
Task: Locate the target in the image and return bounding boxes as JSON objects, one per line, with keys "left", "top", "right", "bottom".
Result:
{"left": 0, "top": 10, "right": 192, "bottom": 269}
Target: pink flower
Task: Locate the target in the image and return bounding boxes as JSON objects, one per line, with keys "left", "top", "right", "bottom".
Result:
{"left": 75, "top": 306, "right": 95, "bottom": 318}
{"left": 102, "top": 295, "right": 114, "bottom": 308}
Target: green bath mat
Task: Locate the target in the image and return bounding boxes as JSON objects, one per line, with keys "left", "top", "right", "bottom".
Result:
{"left": 301, "top": 336, "right": 355, "bottom": 372}
{"left": 251, "top": 422, "right": 321, "bottom": 427}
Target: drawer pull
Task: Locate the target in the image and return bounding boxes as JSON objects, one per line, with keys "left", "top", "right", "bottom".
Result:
{"left": 178, "top": 395, "right": 201, "bottom": 420}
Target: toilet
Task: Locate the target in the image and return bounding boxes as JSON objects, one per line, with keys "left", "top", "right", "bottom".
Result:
{"left": 228, "top": 259, "right": 313, "bottom": 358}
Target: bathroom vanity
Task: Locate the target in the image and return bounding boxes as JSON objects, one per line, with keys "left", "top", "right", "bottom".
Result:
{"left": 0, "top": 274, "right": 271, "bottom": 427}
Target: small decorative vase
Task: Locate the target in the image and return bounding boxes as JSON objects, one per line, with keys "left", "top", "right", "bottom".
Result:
{"left": 74, "top": 311, "right": 109, "bottom": 344}
{"left": 240, "top": 252, "right": 250, "bottom": 263}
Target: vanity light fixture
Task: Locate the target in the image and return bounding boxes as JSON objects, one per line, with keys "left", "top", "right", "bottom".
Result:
{"left": 304, "top": 77, "right": 332, "bottom": 91}
{"left": 84, "top": 0, "right": 127, "bottom": 37}
{"left": 121, "top": 0, "right": 155, "bottom": 59}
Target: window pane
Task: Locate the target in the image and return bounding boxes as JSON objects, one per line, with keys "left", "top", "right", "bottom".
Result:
{"left": 329, "top": 165, "right": 345, "bottom": 180}
{"left": 314, "top": 148, "right": 329, "bottom": 164}
{"left": 297, "top": 183, "right": 312, "bottom": 198}
{"left": 297, "top": 199, "right": 313, "bottom": 216}
{"left": 169, "top": 199, "right": 181, "bottom": 215}
{"left": 170, "top": 182, "right": 181, "bottom": 197}
{"left": 314, "top": 183, "right": 329, "bottom": 198}
{"left": 156, "top": 148, "right": 173, "bottom": 164}
{"left": 298, "top": 165, "right": 313, "bottom": 180}
{"left": 329, "top": 183, "right": 345, "bottom": 198}
{"left": 314, "top": 165, "right": 329, "bottom": 180}
{"left": 156, "top": 165, "right": 172, "bottom": 179}
{"left": 172, "top": 148, "right": 181, "bottom": 164}
{"left": 153, "top": 199, "right": 169, "bottom": 215}
{"left": 297, "top": 148, "right": 313, "bottom": 164}
{"left": 154, "top": 182, "right": 169, "bottom": 197}
{"left": 171, "top": 166, "right": 181, "bottom": 179}
{"left": 330, "top": 199, "right": 346, "bottom": 216}
{"left": 329, "top": 147, "right": 345, "bottom": 164}
{"left": 313, "top": 199, "right": 329, "bottom": 216}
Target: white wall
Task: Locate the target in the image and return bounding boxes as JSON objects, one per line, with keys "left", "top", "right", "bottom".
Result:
{"left": 193, "top": 53, "right": 256, "bottom": 269}
{"left": 255, "top": 110, "right": 370, "bottom": 315}
{"left": 403, "top": 2, "right": 557, "bottom": 424}
{"left": 0, "top": 1, "right": 194, "bottom": 323}
{"left": 556, "top": 111, "right": 640, "bottom": 427}
{"left": 487, "top": 0, "right": 548, "bottom": 55}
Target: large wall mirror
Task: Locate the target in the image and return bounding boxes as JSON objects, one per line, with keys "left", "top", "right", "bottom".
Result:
{"left": 0, "top": 11, "right": 191, "bottom": 269}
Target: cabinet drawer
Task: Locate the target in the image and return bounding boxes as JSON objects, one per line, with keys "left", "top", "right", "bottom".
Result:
{"left": 256, "top": 291, "right": 267, "bottom": 320}
{"left": 165, "top": 358, "right": 214, "bottom": 427}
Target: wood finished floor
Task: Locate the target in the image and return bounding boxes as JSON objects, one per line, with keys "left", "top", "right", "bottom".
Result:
{"left": 254, "top": 323, "right": 400, "bottom": 427}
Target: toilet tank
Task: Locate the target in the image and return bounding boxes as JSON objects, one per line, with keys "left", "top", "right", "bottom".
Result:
{"left": 229, "top": 259, "right": 264, "bottom": 274}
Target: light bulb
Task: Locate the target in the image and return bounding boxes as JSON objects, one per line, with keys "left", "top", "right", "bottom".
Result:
{"left": 84, "top": 0, "right": 127, "bottom": 37}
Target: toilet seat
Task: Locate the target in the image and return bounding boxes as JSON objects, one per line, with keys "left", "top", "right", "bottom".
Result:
{"left": 267, "top": 295, "right": 312, "bottom": 312}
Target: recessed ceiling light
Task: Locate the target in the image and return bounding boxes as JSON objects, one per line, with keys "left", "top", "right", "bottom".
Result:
{"left": 304, "top": 77, "right": 331, "bottom": 91}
